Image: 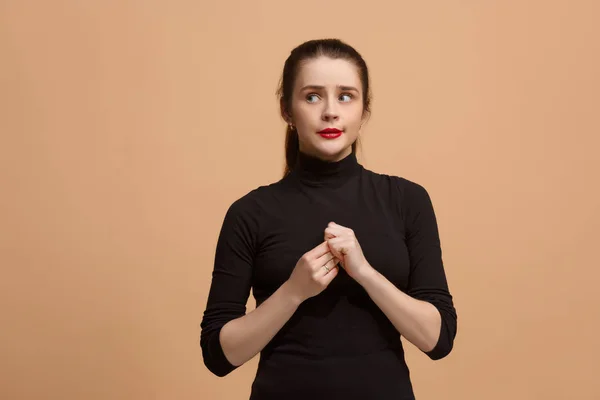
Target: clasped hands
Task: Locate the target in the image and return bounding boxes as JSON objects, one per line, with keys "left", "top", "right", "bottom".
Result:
{"left": 323, "top": 221, "right": 373, "bottom": 280}
{"left": 285, "top": 221, "right": 374, "bottom": 303}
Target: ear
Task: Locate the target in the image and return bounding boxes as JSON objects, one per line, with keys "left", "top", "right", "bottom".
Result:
{"left": 360, "top": 110, "right": 371, "bottom": 129}
{"left": 280, "top": 99, "right": 292, "bottom": 125}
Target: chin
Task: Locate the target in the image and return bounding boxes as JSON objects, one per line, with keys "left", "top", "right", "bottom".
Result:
{"left": 310, "top": 141, "right": 351, "bottom": 160}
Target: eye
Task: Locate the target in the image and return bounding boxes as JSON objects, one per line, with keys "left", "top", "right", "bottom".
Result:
{"left": 339, "top": 93, "right": 353, "bottom": 102}
{"left": 306, "top": 94, "right": 320, "bottom": 103}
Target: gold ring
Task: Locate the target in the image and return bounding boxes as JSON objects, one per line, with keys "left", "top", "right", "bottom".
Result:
{"left": 323, "top": 264, "right": 330, "bottom": 273}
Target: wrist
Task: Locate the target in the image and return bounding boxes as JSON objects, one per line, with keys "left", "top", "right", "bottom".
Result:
{"left": 352, "top": 262, "right": 377, "bottom": 286}
{"left": 280, "top": 281, "right": 305, "bottom": 306}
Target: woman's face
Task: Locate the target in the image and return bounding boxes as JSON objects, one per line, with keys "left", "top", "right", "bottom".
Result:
{"left": 287, "top": 56, "right": 365, "bottom": 162}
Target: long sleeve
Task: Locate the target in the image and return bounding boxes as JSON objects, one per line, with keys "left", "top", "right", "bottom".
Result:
{"left": 400, "top": 179, "right": 457, "bottom": 360}
{"left": 200, "top": 195, "right": 260, "bottom": 377}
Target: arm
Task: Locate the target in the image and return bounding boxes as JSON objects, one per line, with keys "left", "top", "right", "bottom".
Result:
{"left": 200, "top": 197, "right": 336, "bottom": 376}
{"left": 201, "top": 197, "right": 299, "bottom": 377}
{"left": 219, "top": 240, "right": 339, "bottom": 370}
{"left": 217, "top": 282, "right": 301, "bottom": 369}
{"left": 354, "top": 267, "right": 442, "bottom": 354}
{"left": 358, "top": 180, "right": 457, "bottom": 360}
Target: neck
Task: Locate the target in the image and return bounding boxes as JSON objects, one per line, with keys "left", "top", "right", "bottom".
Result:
{"left": 290, "top": 150, "right": 361, "bottom": 187}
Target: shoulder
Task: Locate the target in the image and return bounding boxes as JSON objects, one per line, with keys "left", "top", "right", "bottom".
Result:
{"left": 226, "top": 184, "right": 267, "bottom": 216}
{"left": 361, "top": 167, "right": 431, "bottom": 202}
{"left": 360, "top": 168, "right": 437, "bottom": 226}
{"left": 223, "top": 180, "right": 283, "bottom": 222}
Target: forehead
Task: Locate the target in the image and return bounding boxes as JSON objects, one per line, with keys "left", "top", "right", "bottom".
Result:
{"left": 295, "top": 56, "right": 361, "bottom": 89}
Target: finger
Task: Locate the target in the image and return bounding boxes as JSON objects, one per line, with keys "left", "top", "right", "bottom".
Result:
{"left": 326, "top": 237, "right": 348, "bottom": 256}
{"left": 316, "top": 256, "right": 339, "bottom": 278}
{"left": 306, "top": 241, "right": 331, "bottom": 260}
{"left": 324, "top": 229, "right": 336, "bottom": 241}
{"left": 315, "top": 251, "right": 336, "bottom": 269}
{"left": 329, "top": 223, "right": 356, "bottom": 241}
{"left": 327, "top": 221, "right": 348, "bottom": 232}
{"left": 319, "top": 255, "right": 337, "bottom": 275}
{"left": 324, "top": 224, "right": 345, "bottom": 239}
{"left": 321, "top": 262, "right": 340, "bottom": 284}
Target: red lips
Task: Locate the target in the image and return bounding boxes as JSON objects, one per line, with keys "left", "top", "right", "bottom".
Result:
{"left": 318, "top": 128, "right": 342, "bottom": 133}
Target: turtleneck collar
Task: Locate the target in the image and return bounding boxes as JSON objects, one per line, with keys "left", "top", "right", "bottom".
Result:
{"left": 290, "top": 150, "right": 362, "bottom": 187}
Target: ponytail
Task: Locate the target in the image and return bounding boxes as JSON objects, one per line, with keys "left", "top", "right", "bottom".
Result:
{"left": 283, "top": 126, "right": 300, "bottom": 177}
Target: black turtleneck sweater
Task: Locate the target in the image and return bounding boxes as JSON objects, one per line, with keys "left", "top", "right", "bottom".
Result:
{"left": 200, "top": 151, "right": 457, "bottom": 400}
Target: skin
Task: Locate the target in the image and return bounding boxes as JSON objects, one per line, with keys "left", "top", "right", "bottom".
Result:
{"left": 282, "top": 56, "right": 365, "bottom": 162}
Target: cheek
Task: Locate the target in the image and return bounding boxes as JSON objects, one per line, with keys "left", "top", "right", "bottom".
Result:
{"left": 292, "top": 104, "right": 317, "bottom": 126}
{"left": 345, "top": 110, "right": 363, "bottom": 134}
{"left": 346, "top": 104, "right": 363, "bottom": 123}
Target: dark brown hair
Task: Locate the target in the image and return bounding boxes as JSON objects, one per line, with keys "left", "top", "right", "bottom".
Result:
{"left": 276, "top": 38, "right": 372, "bottom": 177}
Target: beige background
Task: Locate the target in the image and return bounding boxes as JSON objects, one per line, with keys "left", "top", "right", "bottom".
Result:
{"left": 1, "top": 1, "right": 599, "bottom": 399}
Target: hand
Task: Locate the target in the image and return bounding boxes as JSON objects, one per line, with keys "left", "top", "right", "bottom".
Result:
{"left": 324, "top": 222, "right": 374, "bottom": 280}
{"left": 285, "top": 241, "right": 340, "bottom": 303}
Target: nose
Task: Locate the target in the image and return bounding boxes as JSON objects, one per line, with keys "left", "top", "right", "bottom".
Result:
{"left": 322, "top": 98, "right": 340, "bottom": 122}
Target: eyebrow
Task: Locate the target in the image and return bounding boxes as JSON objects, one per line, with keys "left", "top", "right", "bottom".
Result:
{"left": 299, "top": 85, "right": 360, "bottom": 93}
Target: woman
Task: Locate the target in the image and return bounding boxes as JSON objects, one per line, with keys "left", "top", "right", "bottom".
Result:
{"left": 200, "top": 38, "right": 457, "bottom": 399}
